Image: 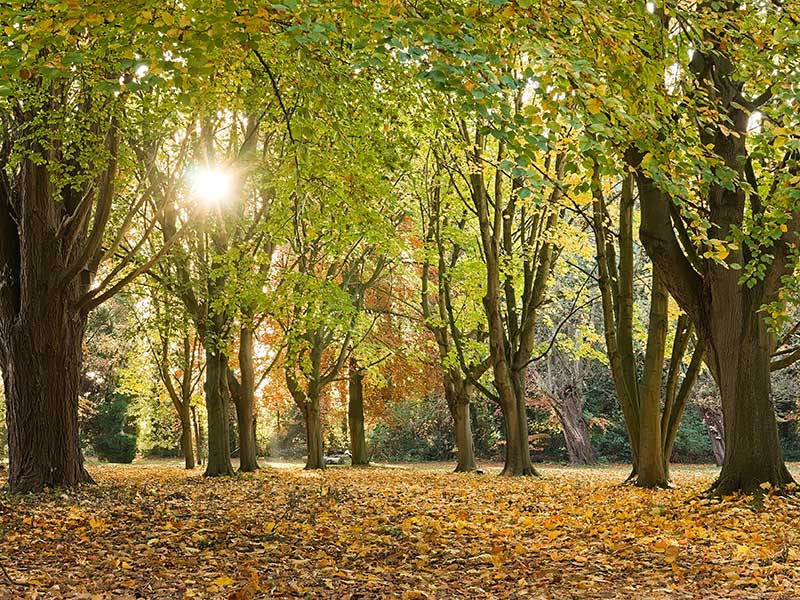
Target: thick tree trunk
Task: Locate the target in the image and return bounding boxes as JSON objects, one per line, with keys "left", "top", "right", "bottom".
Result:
{"left": 238, "top": 327, "right": 259, "bottom": 471}
{"left": 179, "top": 407, "right": 195, "bottom": 470}
{"left": 203, "top": 349, "right": 234, "bottom": 477}
{"left": 444, "top": 375, "right": 477, "bottom": 472}
{"left": 0, "top": 157, "right": 95, "bottom": 493}
{"left": 550, "top": 390, "right": 596, "bottom": 466}
{"left": 636, "top": 277, "right": 669, "bottom": 488}
{"left": 709, "top": 309, "right": 792, "bottom": 494}
{"left": 452, "top": 396, "right": 476, "bottom": 472}
{"left": 499, "top": 379, "right": 537, "bottom": 476}
{"left": 2, "top": 309, "right": 93, "bottom": 492}
{"left": 303, "top": 397, "right": 324, "bottom": 470}
{"left": 632, "top": 120, "right": 795, "bottom": 493}
{"left": 348, "top": 364, "right": 369, "bottom": 466}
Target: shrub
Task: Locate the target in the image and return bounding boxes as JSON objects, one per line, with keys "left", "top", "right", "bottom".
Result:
{"left": 94, "top": 432, "right": 137, "bottom": 463}
{"left": 86, "top": 392, "right": 139, "bottom": 463}
{"left": 369, "top": 395, "right": 453, "bottom": 462}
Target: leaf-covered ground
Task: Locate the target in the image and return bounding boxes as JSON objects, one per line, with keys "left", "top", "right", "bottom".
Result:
{"left": 1, "top": 462, "right": 799, "bottom": 599}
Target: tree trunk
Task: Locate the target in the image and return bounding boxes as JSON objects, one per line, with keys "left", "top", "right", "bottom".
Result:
{"left": 348, "top": 363, "right": 369, "bottom": 466}
{"left": 452, "top": 391, "right": 476, "bottom": 472}
{"left": 303, "top": 396, "right": 324, "bottom": 470}
{"left": 179, "top": 406, "right": 195, "bottom": 470}
{"left": 709, "top": 308, "right": 792, "bottom": 494}
{"left": 498, "top": 378, "right": 537, "bottom": 476}
{"left": 700, "top": 406, "right": 725, "bottom": 466}
{"left": 203, "top": 349, "right": 234, "bottom": 477}
{"left": 237, "top": 327, "right": 259, "bottom": 472}
{"left": 443, "top": 375, "right": 477, "bottom": 472}
{"left": 636, "top": 277, "right": 669, "bottom": 488}
{"left": 550, "top": 390, "right": 596, "bottom": 466}
{"left": 2, "top": 308, "right": 94, "bottom": 492}
{"left": 0, "top": 157, "right": 99, "bottom": 493}
{"left": 632, "top": 131, "right": 795, "bottom": 493}
{"left": 191, "top": 405, "right": 204, "bottom": 466}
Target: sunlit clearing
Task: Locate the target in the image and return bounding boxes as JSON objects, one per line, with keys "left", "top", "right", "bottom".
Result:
{"left": 190, "top": 168, "right": 234, "bottom": 206}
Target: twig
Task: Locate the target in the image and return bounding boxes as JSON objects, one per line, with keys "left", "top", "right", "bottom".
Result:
{"left": 0, "top": 560, "right": 25, "bottom": 587}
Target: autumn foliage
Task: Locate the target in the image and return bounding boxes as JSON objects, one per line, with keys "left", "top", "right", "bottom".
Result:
{"left": 2, "top": 463, "right": 799, "bottom": 599}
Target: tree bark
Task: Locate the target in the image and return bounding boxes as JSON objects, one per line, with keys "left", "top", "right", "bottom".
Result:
{"left": 179, "top": 406, "right": 195, "bottom": 470}
{"left": 203, "top": 349, "right": 234, "bottom": 477}
{"left": 498, "top": 378, "right": 536, "bottom": 476}
{"left": 634, "top": 171, "right": 794, "bottom": 493}
{"left": 452, "top": 395, "right": 476, "bottom": 473}
{"left": 700, "top": 406, "right": 725, "bottom": 466}
{"left": 708, "top": 307, "right": 792, "bottom": 494}
{"left": 191, "top": 405, "right": 204, "bottom": 466}
{"left": 348, "top": 363, "right": 369, "bottom": 466}
{"left": 303, "top": 397, "right": 325, "bottom": 470}
{"left": 550, "top": 389, "right": 596, "bottom": 466}
{"left": 444, "top": 375, "right": 478, "bottom": 472}
{"left": 0, "top": 158, "right": 95, "bottom": 493}
{"left": 2, "top": 306, "right": 94, "bottom": 492}
{"left": 636, "top": 277, "right": 669, "bottom": 488}
{"left": 227, "top": 326, "right": 260, "bottom": 472}
{"left": 592, "top": 169, "right": 702, "bottom": 487}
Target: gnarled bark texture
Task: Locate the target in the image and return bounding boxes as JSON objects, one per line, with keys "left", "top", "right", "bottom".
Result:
{"left": 700, "top": 405, "right": 725, "bottom": 467}
{"left": 2, "top": 297, "right": 93, "bottom": 492}
{"left": 0, "top": 156, "right": 98, "bottom": 493}
{"left": 529, "top": 352, "right": 597, "bottom": 466}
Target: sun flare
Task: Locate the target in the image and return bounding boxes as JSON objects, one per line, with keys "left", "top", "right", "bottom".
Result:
{"left": 190, "top": 167, "right": 234, "bottom": 206}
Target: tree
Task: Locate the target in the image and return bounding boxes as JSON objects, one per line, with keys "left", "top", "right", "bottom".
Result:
{"left": 417, "top": 138, "right": 490, "bottom": 472}
{"left": 528, "top": 348, "right": 597, "bottom": 467}
{"left": 591, "top": 173, "right": 704, "bottom": 486}
{"left": 279, "top": 215, "right": 393, "bottom": 470}
{"left": 347, "top": 358, "right": 369, "bottom": 466}
{"left": 0, "top": 0, "right": 233, "bottom": 492}
{"left": 131, "top": 284, "right": 204, "bottom": 470}
{"left": 579, "top": 2, "right": 800, "bottom": 492}
{"left": 144, "top": 107, "right": 276, "bottom": 476}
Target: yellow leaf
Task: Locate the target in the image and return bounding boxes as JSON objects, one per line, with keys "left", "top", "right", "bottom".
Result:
{"left": 214, "top": 576, "right": 234, "bottom": 587}
{"left": 401, "top": 591, "right": 430, "bottom": 600}
{"left": 586, "top": 98, "right": 602, "bottom": 115}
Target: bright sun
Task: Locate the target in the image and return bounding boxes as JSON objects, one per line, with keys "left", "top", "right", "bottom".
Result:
{"left": 190, "top": 168, "right": 234, "bottom": 205}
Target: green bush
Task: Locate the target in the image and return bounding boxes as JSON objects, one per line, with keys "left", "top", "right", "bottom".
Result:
{"left": 93, "top": 432, "right": 137, "bottom": 463}
{"left": 86, "top": 392, "right": 139, "bottom": 463}
{"left": 369, "top": 396, "right": 453, "bottom": 462}
{"left": 670, "top": 405, "right": 714, "bottom": 463}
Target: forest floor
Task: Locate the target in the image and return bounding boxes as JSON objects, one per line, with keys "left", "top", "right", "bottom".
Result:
{"left": 1, "top": 462, "right": 799, "bottom": 599}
